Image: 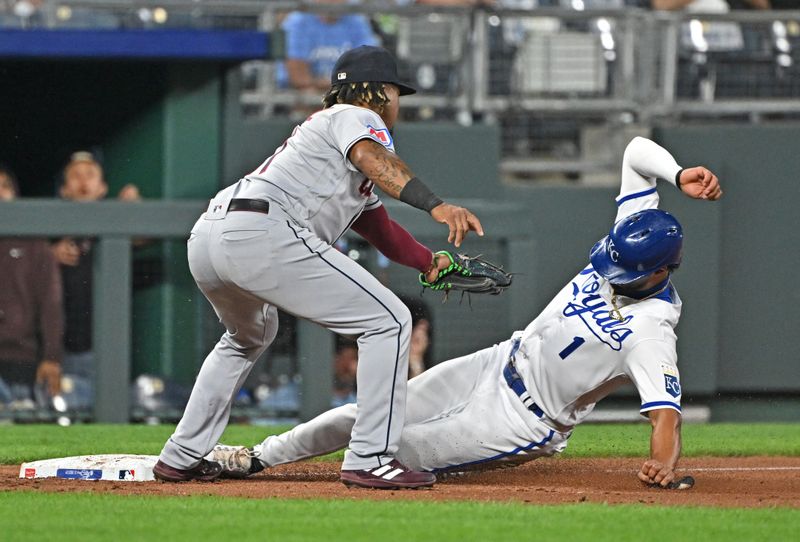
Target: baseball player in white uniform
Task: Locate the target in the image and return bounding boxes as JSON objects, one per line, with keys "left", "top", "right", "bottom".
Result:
{"left": 154, "top": 46, "right": 484, "bottom": 488}
{"left": 210, "top": 136, "right": 722, "bottom": 489}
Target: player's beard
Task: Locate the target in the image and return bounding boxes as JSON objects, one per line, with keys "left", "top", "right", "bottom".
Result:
{"left": 612, "top": 275, "right": 670, "bottom": 300}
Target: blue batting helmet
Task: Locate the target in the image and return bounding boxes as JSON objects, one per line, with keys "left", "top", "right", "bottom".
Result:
{"left": 589, "top": 209, "right": 683, "bottom": 285}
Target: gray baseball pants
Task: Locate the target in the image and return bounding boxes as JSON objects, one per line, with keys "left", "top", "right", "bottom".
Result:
{"left": 159, "top": 207, "right": 412, "bottom": 471}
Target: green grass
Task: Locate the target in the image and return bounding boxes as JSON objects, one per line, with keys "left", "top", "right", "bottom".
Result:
{"left": 0, "top": 424, "right": 289, "bottom": 464}
{"left": 563, "top": 422, "right": 800, "bottom": 458}
{"left": 1, "top": 422, "right": 798, "bottom": 465}
{"left": 2, "top": 492, "right": 798, "bottom": 542}
{"left": 2, "top": 423, "right": 798, "bottom": 541}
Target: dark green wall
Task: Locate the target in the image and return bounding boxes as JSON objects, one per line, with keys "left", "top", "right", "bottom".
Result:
{"left": 654, "top": 124, "right": 800, "bottom": 393}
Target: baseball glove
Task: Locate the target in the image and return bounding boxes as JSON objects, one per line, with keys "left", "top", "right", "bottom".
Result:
{"left": 419, "top": 251, "right": 512, "bottom": 296}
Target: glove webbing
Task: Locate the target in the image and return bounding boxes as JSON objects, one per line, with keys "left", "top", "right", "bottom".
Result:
{"left": 418, "top": 251, "right": 472, "bottom": 290}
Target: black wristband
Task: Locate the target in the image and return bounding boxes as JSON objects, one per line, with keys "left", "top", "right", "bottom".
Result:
{"left": 674, "top": 168, "right": 686, "bottom": 191}
{"left": 399, "top": 177, "right": 444, "bottom": 213}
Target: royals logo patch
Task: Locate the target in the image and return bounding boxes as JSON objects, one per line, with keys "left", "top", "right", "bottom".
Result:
{"left": 662, "top": 364, "right": 681, "bottom": 397}
{"left": 664, "top": 375, "right": 681, "bottom": 398}
{"left": 367, "top": 125, "right": 393, "bottom": 148}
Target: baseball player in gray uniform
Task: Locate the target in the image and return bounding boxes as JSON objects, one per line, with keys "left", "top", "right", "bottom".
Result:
{"left": 210, "top": 137, "right": 722, "bottom": 489}
{"left": 154, "top": 46, "right": 483, "bottom": 489}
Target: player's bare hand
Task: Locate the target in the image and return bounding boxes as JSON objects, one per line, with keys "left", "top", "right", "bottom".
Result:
{"left": 430, "top": 203, "right": 484, "bottom": 248}
{"left": 679, "top": 167, "right": 722, "bottom": 201}
{"left": 52, "top": 238, "right": 81, "bottom": 267}
{"left": 36, "top": 360, "right": 62, "bottom": 396}
{"left": 118, "top": 183, "right": 141, "bottom": 202}
{"left": 424, "top": 251, "right": 453, "bottom": 283}
{"left": 638, "top": 459, "right": 677, "bottom": 488}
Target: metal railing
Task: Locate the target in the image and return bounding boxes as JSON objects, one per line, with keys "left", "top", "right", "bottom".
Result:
{"left": 4, "top": 2, "right": 799, "bottom": 111}
{"left": 234, "top": 4, "right": 800, "bottom": 180}
{"left": 4, "top": 2, "right": 800, "bottom": 179}
{"left": 0, "top": 198, "right": 535, "bottom": 423}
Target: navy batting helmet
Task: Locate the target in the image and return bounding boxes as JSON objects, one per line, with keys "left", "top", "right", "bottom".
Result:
{"left": 590, "top": 209, "right": 683, "bottom": 285}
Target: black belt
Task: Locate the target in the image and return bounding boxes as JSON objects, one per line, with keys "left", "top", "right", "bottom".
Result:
{"left": 228, "top": 198, "right": 269, "bottom": 214}
{"left": 503, "top": 339, "right": 545, "bottom": 418}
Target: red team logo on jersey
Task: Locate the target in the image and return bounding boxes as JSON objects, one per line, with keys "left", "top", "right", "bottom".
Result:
{"left": 367, "top": 125, "right": 393, "bottom": 147}
{"left": 359, "top": 179, "right": 374, "bottom": 197}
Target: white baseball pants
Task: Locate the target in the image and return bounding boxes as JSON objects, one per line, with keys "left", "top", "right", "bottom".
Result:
{"left": 257, "top": 339, "right": 571, "bottom": 472}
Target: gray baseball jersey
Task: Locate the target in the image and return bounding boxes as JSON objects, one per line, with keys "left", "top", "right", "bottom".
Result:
{"left": 248, "top": 137, "right": 688, "bottom": 474}
{"left": 159, "top": 104, "right": 416, "bottom": 473}
{"left": 236, "top": 104, "right": 392, "bottom": 244}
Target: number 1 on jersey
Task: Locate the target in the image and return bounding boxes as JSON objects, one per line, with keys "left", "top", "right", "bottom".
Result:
{"left": 559, "top": 336, "right": 586, "bottom": 360}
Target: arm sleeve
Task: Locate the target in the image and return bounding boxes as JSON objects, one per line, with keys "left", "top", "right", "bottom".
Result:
{"left": 615, "top": 137, "right": 683, "bottom": 222}
{"left": 35, "top": 241, "right": 64, "bottom": 362}
{"left": 625, "top": 338, "right": 682, "bottom": 417}
{"left": 329, "top": 108, "right": 395, "bottom": 172}
{"left": 351, "top": 205, "right": 433, "bottom": 272}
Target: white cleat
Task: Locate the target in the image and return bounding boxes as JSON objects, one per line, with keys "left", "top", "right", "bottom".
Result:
{"left": 205, "top": 444, "right": 265, "bottom": 478}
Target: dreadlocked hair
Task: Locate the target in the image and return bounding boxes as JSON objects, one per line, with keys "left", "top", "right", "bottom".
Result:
{"left": 322, "top": 81, "right": 390, "bottom": 112}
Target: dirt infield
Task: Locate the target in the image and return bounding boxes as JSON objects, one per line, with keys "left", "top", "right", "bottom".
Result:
{"left": 3, "top": 457, "right": 799, "bottom": 508}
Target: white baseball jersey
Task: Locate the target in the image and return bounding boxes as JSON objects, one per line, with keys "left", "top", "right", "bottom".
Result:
{"left": 515, "top": 136, "right": 685, "bottom": 429}
{"left": 235, "top": 104, "right": 394, "bottom": 244}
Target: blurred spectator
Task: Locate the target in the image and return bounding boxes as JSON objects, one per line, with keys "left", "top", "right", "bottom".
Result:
{"left": 331, "top": 340, "right": 358, "bottom": 407}
{"left": 51, "top": 151, "right": 141, "bottom": 387}
{"left": 0, "top": 164, "right": 63, "bottom": 405}
{"left": 409, "top": 316, "right": 431, "bottom": 378}
{"left": 276, "top": 0, "right": 379, "bottom": 93}
{"left": 330, "top": 294, "right": 432, "bottom": 406}
{"left": 398, "top": 295, "right": 433, "bottom": 378}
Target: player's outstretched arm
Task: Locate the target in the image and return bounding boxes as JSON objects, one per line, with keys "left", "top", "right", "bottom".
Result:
{"left": 677, "top": 166, "right": 723, "bottom": 201}
{"left": 349, "top": 139, "right": 483, "bottom": 247}
{"left": 639, "top": 408, "right": 682, "bottom": 487}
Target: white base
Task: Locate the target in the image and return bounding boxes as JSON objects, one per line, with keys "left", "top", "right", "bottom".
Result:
{"left": 19, "top": 454, "right": 159, "bottom": 482}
